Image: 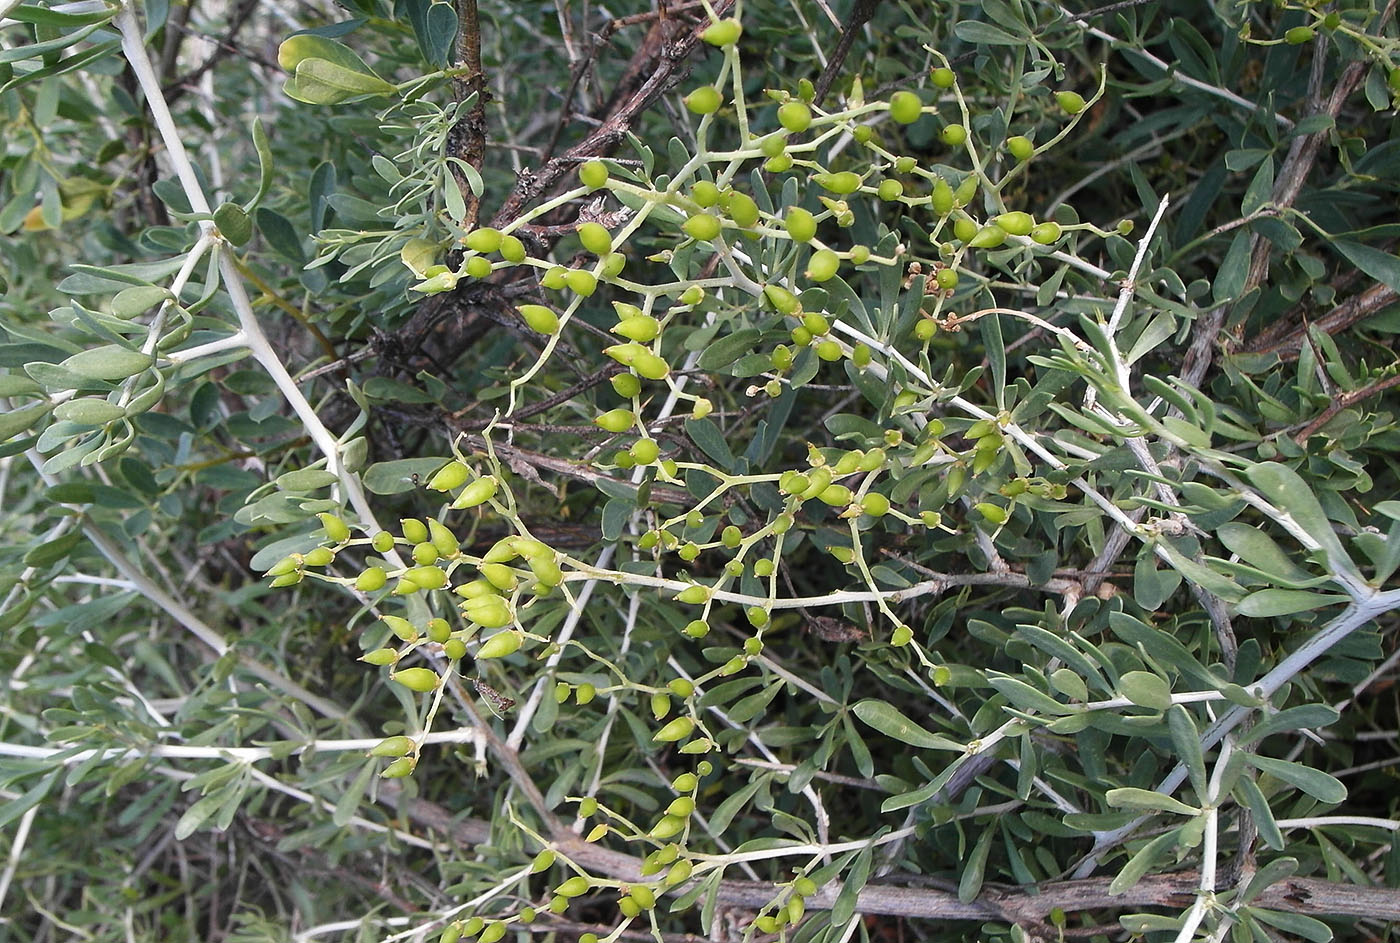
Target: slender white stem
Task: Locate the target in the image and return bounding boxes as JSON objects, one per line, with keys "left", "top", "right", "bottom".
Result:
{"left": 0, "top": 728, "right": 482, "bottom": 764}
{"left": 1274, "top": 816, "right": 1400, "bottom": 831}
{"left": 163, "top": 330, "right": 249, "bottom": 364}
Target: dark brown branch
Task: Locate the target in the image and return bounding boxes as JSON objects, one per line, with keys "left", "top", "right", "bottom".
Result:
{"left": 812, "top": 0, "right": 884, "bottom": 106}
{"left": 1291, "top": 373, "right": 1400, "bottom": 443}
{"left": 450, "top": 0, "right": 489, "bottom": 229}
{"left": 162, "top": 0, "right": 259, "bottom": 104}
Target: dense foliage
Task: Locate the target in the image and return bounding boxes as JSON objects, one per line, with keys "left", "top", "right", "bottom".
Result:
{"left": 2, "top": 0, "right": 1399, "bottom": 941}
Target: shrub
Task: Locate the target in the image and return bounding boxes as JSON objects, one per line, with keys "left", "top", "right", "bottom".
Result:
{"left": 2, "top": 0, "right": 1399, "bottom": 941}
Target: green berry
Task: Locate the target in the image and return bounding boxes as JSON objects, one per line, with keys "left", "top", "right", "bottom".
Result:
{"left": 701, "top": 17, "right": 742, "bottom": 46}
{"left": 726, "top": 192, "right": 760, "bottom": 227}
{"left": 888, "top": 90, "right": 922, "bottom": 124}
{"left": 577, "top": 222, "right": 612, "bottom": 255}
{"left": 1006, "top": 135, "right": 1034, "bottom": 161}
{"left": 994, "top": 211, "right": 1035, "bottom": 236}
{"left": 785, "top": 207, "right": 817, "bottom": 242}
{"left": 685, "top": 86, "right": 722, "bottom": 115}
{"left": 691, "top": 181, "right": 722, "bottom": 207}
{"left": 805, "top": 249, "right": 839, "bottom": 281}
{"left": 595, "top": 408, "right": 635, "bottom": 433}
{"left": 941, "top": 123, "right": 967, "bottom": 146}
{"left": 930, "top": 177, "right": 954, "bottom": 216}
{"left": 500, "top": 233, "right": 526, "bottom": 263}
{"left": 1056, "top": 90, "right": 1087, "bottom": 115}
{"left": 1284, "top": 26, "right": 1315, "bottom": 43}
{"left": 1030, "top": 221, "right": 1062, "bottom": 244}
{"left": 930, "top": 66, "right": 956, "bottom": 88}
{"left": 518, "top": 303, "right": 560, "bottom": 335}
{"left": 777, "top": 101, "right": 812, "bottom": 132}
{"left": 936, "top": 267, "right": 959, "bottom": 290}
{"left": 683, "top": 212, "right": 723, "bottom": 241}
{"left": 877, "top": 179, "right": 903, "bottom": 201}
{"left": 814, "top": 171, "right": 862, "bottom": 194}
{"left": 464, "top": 228, "right": 502, "bottom": 253}
{"left": 564, "top": 268, "right": 597, "bottom": 296}
{"left": 579, "top": 160, "right": 609, "bottom": 189}
{"left": 630, "top": 438, "right": 660, "bottom": 464}
{"left": 464, "top": 256, "right": 491, "bottom": 278}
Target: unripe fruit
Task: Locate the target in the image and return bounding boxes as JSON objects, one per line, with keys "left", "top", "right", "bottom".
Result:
{"left": 877, "top": 179, "right": 903, "bottom": 201}
{"left": 531, "top": 849, "right": 557, "bottom": 873}
{"left": 632, "top": 351, "right": 670, "bottom": 380}
{"left": 577, "top": 222, "right": 612, "bottom": 255}
{"left": 500, "top": 234, "right": 527, "bottom": 263}
{"left": 477, "top": 630, "right": 522, "bottom": 659}
{"left": 392, "top": 667, "right": 440, "bottom": 692}
{"left": 1322, "top": 11, "right": 1341, "bottom": 29}
{"left": 1006, "top": 135, "right": 1034, "bottom": 161}
{"left": 691, "top": 181, "right": 722, "bottom": 207}
{"left": 784, "top": 207, "right": 817, "bottom": 242}
{"left": 481, "top": 562, "right": 517, "bottom": 591}
{"left": 428, "top": 461, "right": 470, "bottom": 492}
{"left": 412, "top": 542, "right": 439, "bottom": 565}
{"left": 936, "top": 268, "right": 959, "bottom": 290}
{"left": 652, "top": 692, "right": 672, "bottom": 719}
{"left": 631, "top": 885, "right": 657, "bottom": 909}
{"left": 684, "top": 86, "right": 722, "bottom": 115}
{"left": 994, "top": 211, "right": 1035, "bottom": 236}
{"left": 443, "top": 639, "right": 467, "bottom": 660}
{"left": 302, "top": 547, "right": 334, "bottom": 567}
{"left": 630, "top": 438, "right": 660, "bottom": 464}
{"left": 683, "top": 212, "right": 722, "bottom": 241}
{"left": 970, "top": 225, "right": 1006, "bottom": 249}
{"left": 463, "top": 918, "right": 486, "bottom": 937}
{"left": 851, "top": 343, "right": 872, "bottom": 368}
{"left": 356, "top": 566, "right": 387, "bottom": 592}
{"left": 795, "top": 876, "right": 818, "bottom": 897}
{"left": 452, "top": 475, "right": 498, "bottom": 509}
{"left": 701, "top": 17, "right": 742, "bottom": 46}
{"left": 370, "top": 736, "right": 415, "bottom": 757}
{"left": 541, "top": 265, "right": 568, "bottom": 289}
{"left": 915, "top": 319, "right": 937, "bottom": 341}
{"left": 381, "top": 757, "right": 415, "bottom": 778}
{"left": 1390, "top": 67, "right": 1400, "bottom": 92}
{"left": 760, "top": 134, "right": 787, "bottom": 158}
{"left": 1285, "top": 26, "right": 1315, "bottom": 43}
{"left": 612, "top": 373, "right": 642, "bottom": 398}
{"left": 650, "top": 815, "right": 685, "bottom": 839}
{"left": 816, "top": 340, "right": 841, "bottom": 361}
{"left": 726, "top": 192, "right": 760, "bottom": 227}
{"left": 941, "top": 123, "right": 967, "bottom": 146}
{"left": 861, "top": 492, "right": 890, "bottom": 516}
{"left": 819, "top": 484, "right": 852, "bottom": 506}
{"left": 977, "top": 502, "right": 1008, "bottom": 524}
{"left": 654, "top": 716, "right": 695, "bottom": 742}
{"left": 426, "top": 617, "right": 452, "bottom": 642}
{"left": 618, "top": 897, "right": 641, "bottom": 919}
{"left": 1030, "top": 221, "right": 1062, "bottom": 245}
{"left": 754, "top": 558, "right": 774, "bottom": 577}
{"left": 401, "top": 518, "right": 429, "bottom": 544}
{"left": 931, "top": 178, "right": 954, "bottom": 216}
{"left": 666, "top": 859, "right": 694, "bottom": 885}
{"left": 684, "top": 619, "right": 709, "bottom": 637}
{"left": 579, "top": 160, "right": 609, "bottom": 189}
{"left": 955, "top": 174, "right": 978, "bottom": 206}
{"left": 575, "top": 682, "right": 597, "bottom": 705}
{"left": 405, "top": 565, "right": 446, "bottom": 589}
{"left": 777, "top": 101, "right": 812, "bottom": 132}
{"left": 803, "top": 311, "right": 830, "bottom": 335}
{"left": 429, "top": 520, "right": 458, "bottom": 558}
{"left": 361, "top": 647, "right": 398, "bottom": 666}
{"left": 464, "top": 228, "right": 503, "bottom": 253}
{"left": 565, "top": 268, "right": 597, "bottom": 296}
{"left": 691, "top": 398, "right": 713, "bottom": 419}
{"left": 765, "top": 284, "right": 801, "bottom": 314}
{"left": 556, "top": 876, "right": 590, "bottom": 897}
{"left": 441, "top": 922, "right": 464, "bottom": 943}
{"left": 1056, "top": 90, "right": 1087, "bottom": 114}
{"left": 888, "top": 90, "right": 922, "bottom": 124}
{"left": 931, "top": 66, "right": 956, "bottom": 88}
{"left": 318, "top": 513, "right": 350, "bottom": 543}
{"left": 815, "top": 171, "right": 861, "bottom": 195}
{"left": 596, "top": 408, "right": 635, "bottom": 433}
{"left": 464, "top": 256, "right": 491, "bottom": 278}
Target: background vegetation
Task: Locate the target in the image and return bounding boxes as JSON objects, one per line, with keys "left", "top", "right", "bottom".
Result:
{"left": 1, "top": 0, "right": 1399, "bottom": 941}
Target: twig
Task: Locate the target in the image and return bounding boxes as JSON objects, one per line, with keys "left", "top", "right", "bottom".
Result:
{"left": 1291, "top": 373, "right": 1400, "bottom": 444}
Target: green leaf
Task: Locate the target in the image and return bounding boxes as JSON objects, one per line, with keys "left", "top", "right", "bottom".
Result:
{"left": 361, "top": 457, "right": 448, "bottom": 494}
{"left": 1244, "top": 462, "right": 1354, "bottom": 574}
{"left": 1332, "top": 240, "right": 1400, "bottom": 294}
{"left": 852, "top": 699, "right": 965, "bottom": 749}
{"left": 247, "top": 117, "right": 274, "bottom": 210}
{"left": 957, "top": 823, "right": 996, "bottom": 902}
{"left": 0, "top": 401, "right": 54, "bottom": 440}
{"left": 1213, "top": 229, "right": 1251, "bottom": 304}
{"left": 685, "top": 417, "right": 736, "bottom": 471}
{"left": 697, "top": 328, "right": 762, "bottom": 371}
{"left": 1239, "top": 704, "right": 1339, "bottom": 746}
{"left": 61, "top": 345, "right": 153, "bottom": 381}
{"left": 1248, "top": 907, "right": 1333, "bottom": 942}
{"left": 708, "top": 776, "right": 763, "bottom": 834}
{"left": 953, "top": 20, "right": 1025, "bottom": 44}
{"left": 1216, "top": 522, "right": 1315, "bottom": 584}
{"left": 53, "top": 398, "right": 125, "bottom": 425}
{"left": 831, "top": 846, "right": 872, "bottom": 926}
{"left": 334, "top": 760, "right": 376, "bottom": 827}
{"left": 1167, "top": 705, "right": 1209, "bottom": 801}
{"left": 287, "top": 58, "right": 398, "bottom": 104}
{"left": 213, "top": 203, "right": 252, "bottom": 247}
{"left": 1239, "top": 856, "right": 1298, "bottom": 904}
{"left": 1236, "top": 588, "right": 1347, "bottom": 617}
{"left": 277, "top": 34, "right": 378, "bottom": 75}
{"left": 1109, "top": 827, "right": 1180, "bottom": 895}
{"left": 1105, "top": 787, "right": 1200, "bottom": 816}
{"left": 1118, "top": 671, "right": 1171, "bottom": 711}
{"left": 1247, "top": 754, "right": 1346, "bottom": 804}
{"left": 275, "top": 468, "right": 339, "bottom": 492}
